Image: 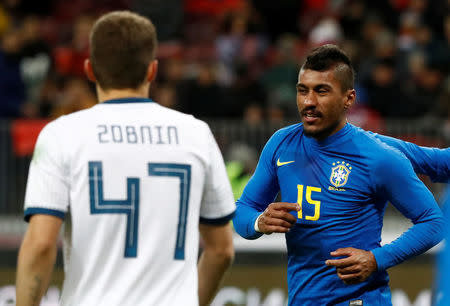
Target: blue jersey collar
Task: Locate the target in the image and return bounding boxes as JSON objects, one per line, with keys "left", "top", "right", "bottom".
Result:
{"left": 102, "top": 97, "right": 154, "bottom": 104}
{"left": 304, "top": 123, "right": 353, "bottom": 148}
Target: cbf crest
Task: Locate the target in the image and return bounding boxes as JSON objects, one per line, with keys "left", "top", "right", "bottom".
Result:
{"left": 330, "top": 161, "right": 352, "bottom": 187}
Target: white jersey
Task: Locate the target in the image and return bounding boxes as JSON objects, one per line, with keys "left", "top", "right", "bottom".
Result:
{"left": 24, "top": 98, "right": 235, "bottom": 306}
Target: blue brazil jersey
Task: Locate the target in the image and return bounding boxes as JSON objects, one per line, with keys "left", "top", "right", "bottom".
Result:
{"left": 436, "top": 185, "right": 450, "bottom": 306}
{"left": 234, "top": 123, "right": 444, "bottom": 306}
{"left": 370, "top": 136, "right": 449, "bottom": 305}
{"left": 371, "top": 133, "right": 450, "bottom": 183}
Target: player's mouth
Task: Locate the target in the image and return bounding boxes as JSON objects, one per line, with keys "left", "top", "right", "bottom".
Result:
{"left": 302, "top": 110, "right": 322, "bottom": 124}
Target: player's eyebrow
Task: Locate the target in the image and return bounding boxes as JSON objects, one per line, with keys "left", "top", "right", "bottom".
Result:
{"left": 296, "top": 83, "right": 332, "bottom": 90}
{"left": 313, "top": 84, "right": 332, "bottom": 91}
{"left": 296, "top": 83, "right": 307, "bottom": 90}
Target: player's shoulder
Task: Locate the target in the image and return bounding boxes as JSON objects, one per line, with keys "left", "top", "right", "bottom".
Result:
{"left": 275, "top": 122, "right": 304, "bottom": 135}
{"left": 166, "top": 107, "right": 209, "bottom": 128}
{"left": 257, "top": 123, "right": 304, "bottom": 160}
{"left": 270, "top": 123, "right": 303, "bottom": 144}
{"left": 40, "top": 107, "right": 85, "bottom": 134}
{"left": 149, "top": 103, "right": 210, "bottom": 130}
{"left": 47, "top": 106, "right": 97, "bottom": 128}
{"left": 37, "top": 113, "right": 72, "bottom": 138}
{"left": 351, "top": 125, "right": 410, "bottom": 165}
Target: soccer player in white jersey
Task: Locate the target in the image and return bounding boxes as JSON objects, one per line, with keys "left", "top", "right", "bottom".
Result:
{"left": 16, "top": 11, "right": 235, "bottom": 306}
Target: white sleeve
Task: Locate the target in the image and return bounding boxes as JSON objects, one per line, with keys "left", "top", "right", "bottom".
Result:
{"left": 199, "top": 127, "right": 235, "bottom": 224}
{"left": 24, "top": 121, "right": 69, "bottom": 221}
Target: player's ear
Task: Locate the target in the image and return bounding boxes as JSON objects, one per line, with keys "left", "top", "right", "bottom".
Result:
{"left": 344, "top": 89, "right": 356, "bottom": 110}
{"left": 147, "top": 60, "right": 158, "bottom": 83}
{"left": 84, "top": 59, "right": 97, "bottom": 83}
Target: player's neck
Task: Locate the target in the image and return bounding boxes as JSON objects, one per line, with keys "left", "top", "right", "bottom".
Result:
{"left": 311, "top": 119, "right": 348, "bottom": 141}
{"left": 96, "top": 84, "right": 150, "bottom": 103}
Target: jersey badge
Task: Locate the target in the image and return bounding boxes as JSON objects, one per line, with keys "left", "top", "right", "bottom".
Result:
{"left": 330, "top": 161, "right": 352, "bottom": 187}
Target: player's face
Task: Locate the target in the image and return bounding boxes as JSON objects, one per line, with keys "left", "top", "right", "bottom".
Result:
{"left": 296, "top": 68, "right": 353, "bottom": 139}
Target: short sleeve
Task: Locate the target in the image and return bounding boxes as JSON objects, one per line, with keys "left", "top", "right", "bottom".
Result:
{"left": 24, "top": 121, "right": 69, "bottom": 222}
{"left": 199, "top": 126, "right": 235, "bottom": 225}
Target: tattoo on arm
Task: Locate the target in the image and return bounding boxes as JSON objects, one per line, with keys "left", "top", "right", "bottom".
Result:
{"left": 30, "top": 275, "right": 43, "bottom": 306}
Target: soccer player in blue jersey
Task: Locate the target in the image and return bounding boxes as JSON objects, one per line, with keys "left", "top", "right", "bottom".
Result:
{"left": 233, "top": 44, "right": 445, "bottom": 305}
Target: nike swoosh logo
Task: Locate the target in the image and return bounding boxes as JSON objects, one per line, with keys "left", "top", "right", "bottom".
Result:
{"left": 277, "top": 158, "right": 295, "bottom": 166}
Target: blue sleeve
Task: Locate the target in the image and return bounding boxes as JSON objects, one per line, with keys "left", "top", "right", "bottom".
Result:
{"left": 373, "top": 134, "right": 450, "bottom": 183}
{"left": 436, "top": 185, "right": 450, "bottom": 305}
{"left": 233, "top": 132, "right": 281, "bottom": 240}
{"left": 370, "top": 149, "right": 445, "bottom": 270}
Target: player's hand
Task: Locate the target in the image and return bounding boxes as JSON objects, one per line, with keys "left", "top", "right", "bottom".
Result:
{"left": 325, "top": 247, "right": 377, "bottom": 285}
{"left": 257, "top": 202, "right": 299, "bottom": 234}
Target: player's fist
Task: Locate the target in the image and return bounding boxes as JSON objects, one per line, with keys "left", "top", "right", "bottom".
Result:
{"left": 325, "top": 247, "right": 378, "bottom": 285}
{"left": 257, "top": 202, "right": 299, "bottom": 234}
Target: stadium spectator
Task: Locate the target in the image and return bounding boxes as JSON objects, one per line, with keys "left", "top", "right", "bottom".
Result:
{"left": 339, "top": 0, "right": 366, "bottom": 41}
{"left": 358, "top": 29, "right": 398, "bottom": 84}
{"left": 53, "top": 14, "right": 93, "bottom": 77}
{"left": 443, "top": 14, "right": 450, "bottom": 70}
{"left": 308, "top": 17, "right": 343, "bottom": 47}
{"left": 0, "top": 0, "right": 447, "bottom": 124}
{"left": 242, "top": 102, "right": 264, "bottom": 126}
{"left": 435, "top": 77, "right": 450, "bottom": 119}
{"left": 19, "top": 16, "right": 52, "bottom": 104}
{"left": 363, "top": 57, "right": 411, "bottom": 118}
{"left": 16, "top": 11, "right": 235, "bottom": 306}
{"left": 260, "top": 34, "right": 300, "bottom": 116}
{"left": 215, "top": 3, "right": 268, "bottom": 86}
{"left": 49, "top": 77, "right": 96, "bottom": 118}
{"left": 408, "top": 61, "right": 445, "bottom": 117}
{"left": 132, "top": 0, "right": 183, "bottom": 41}
{"left": 215, "top": 11, "right": 250, "bottom": 85}
{"left": 0, "top": 26, "right": 26, "bottom": 118}
{"left": 22, "top": 74, "right": 62, "bottom": 118}
{"left": 152, "top": 82, "right": 179, "bottom": 110}
{"left": 225, "top": 142, "right": 258, "bottom": 200}
{"left": 224, "top": 62, "right": 267, "bottom": 118}
{"left": 185, "top": 62, "right": 227, "bottom": 118}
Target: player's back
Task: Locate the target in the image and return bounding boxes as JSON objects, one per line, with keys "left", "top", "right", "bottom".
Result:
{"left": 27, "top": 98, "right": 232, "bottom": 305}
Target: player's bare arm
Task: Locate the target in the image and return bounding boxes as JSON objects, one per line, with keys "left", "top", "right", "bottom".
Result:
{"left": 16, "top": 215, "right": 62, "bottom": 306}
{"left": 257, "top": 202, "right": 300, "bottom": 234}
{"left": 198, "top": 222, "right": 234, "bottom": 306}
{"left": 325, "top": 247, "right": 378, "bottom": 285}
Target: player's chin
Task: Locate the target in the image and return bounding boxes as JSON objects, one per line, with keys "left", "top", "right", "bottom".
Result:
{"left": 303, "top": 125, "right": 323, "bottom": 137}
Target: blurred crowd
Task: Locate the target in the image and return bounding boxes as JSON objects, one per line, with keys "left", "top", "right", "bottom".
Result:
{"left": 0, "top": 0, "right": 449, "bottom": 126}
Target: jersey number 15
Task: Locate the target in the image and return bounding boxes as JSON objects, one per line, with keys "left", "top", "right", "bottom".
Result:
{"left": 297, "top": 184, "right": 321, "bottom": 221}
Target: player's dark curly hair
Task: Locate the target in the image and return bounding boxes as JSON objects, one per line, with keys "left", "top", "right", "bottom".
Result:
{"left": 301, "top": 44, "right": 355, "bottom": 91}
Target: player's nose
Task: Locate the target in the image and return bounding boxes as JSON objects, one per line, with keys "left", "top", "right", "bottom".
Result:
{"left": 303, "top": 92, "right": 317, "bottom": 106}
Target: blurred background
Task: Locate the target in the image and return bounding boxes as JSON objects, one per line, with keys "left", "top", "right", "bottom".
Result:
{"left": 0, "top": 0, "right": 449, "bottom": 305}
